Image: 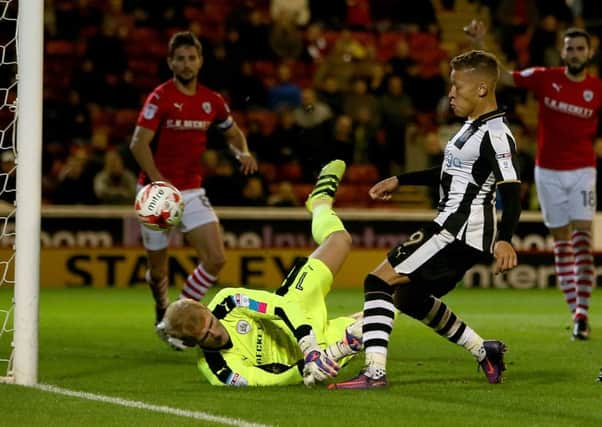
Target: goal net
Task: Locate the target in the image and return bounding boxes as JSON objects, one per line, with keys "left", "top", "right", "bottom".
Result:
{"left": 0, "top": 0, "right": 42, "bottom": 385}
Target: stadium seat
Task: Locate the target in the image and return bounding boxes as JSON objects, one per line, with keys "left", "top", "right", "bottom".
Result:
{"left": 291, "top": 183, "right": 313, "bottom": 202}
{"left": 259, "top": 162, "right": 278, "bottom": 183}
{"left": 345, "top": 164, "right": 379, "bottom": 185}
{"left": 279, "top": 163, "right": 303, "bottom": 181}
{"left": 45, "top": 40, "right": 75, "bottom": 56}
{"left": 247, "top": 110, "right": 278, "bottom": 136}
{"left": 112, "top": 109, "right": 139, "bottom": 140}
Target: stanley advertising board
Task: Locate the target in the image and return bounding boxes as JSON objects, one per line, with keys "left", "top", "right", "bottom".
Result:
{"left": 1, "top": 248, "right": 601, "bottom": 289}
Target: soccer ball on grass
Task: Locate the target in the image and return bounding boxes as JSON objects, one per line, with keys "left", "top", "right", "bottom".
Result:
{"left": 134, "top": 181, "right": 184, "bottom": 230}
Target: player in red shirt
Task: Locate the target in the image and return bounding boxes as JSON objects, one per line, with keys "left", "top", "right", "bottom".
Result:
{"left": 466, "top": 21, "right": 600, "bottom": 340}
{"left": 130, "top": 32, "right": 257, "bottom": 328}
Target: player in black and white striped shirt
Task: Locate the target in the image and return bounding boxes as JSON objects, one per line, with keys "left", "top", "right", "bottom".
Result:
{"left": 331, "top": 50, "right": 522, "bottom": 389}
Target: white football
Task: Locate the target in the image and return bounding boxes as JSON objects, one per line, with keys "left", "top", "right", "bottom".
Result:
{"left": 135, "top": 181, "right": 184, "bottom": 230}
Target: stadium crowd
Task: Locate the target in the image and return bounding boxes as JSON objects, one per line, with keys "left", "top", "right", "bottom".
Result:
{"left": 32, "top": 0, "right": 602, "bottom": 209}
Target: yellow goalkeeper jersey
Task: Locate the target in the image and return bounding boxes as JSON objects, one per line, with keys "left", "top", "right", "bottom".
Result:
{"left": 198, "top": 288, "right": 307, "bottom": 386}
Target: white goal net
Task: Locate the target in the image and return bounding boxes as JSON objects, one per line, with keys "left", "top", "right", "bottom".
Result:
{"left": 0, "top": 0, "right": 42, "bottom": 385}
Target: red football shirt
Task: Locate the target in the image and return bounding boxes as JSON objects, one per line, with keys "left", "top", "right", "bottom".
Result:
{"left": 136, "top": 80, "right": 233, "bottom": 190}
{"left": 513, "top": 67, "right": 602, "bottom": 170}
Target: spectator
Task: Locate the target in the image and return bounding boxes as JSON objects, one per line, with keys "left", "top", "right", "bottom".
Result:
{"left": 238, "top": 9, "right": 272, "bottom": 60}
{"left": 230, "top": 61, "right": 268, "bottom": 110}
{"left": 529, "top": 15, "right": 562, "bottom": 67}
{"left": 270, "top": 0, "right": 310, "bottom": 27}
{"left": 53, "top": 146, "right": 97, "bottom": 204}
{"left": 343, "top": 77, "right": 379, "bottom": 126}
{"left": 378, "top": 75, "right": 414, "bottom": 174}
{"left": 346, "top": 0, "right": 372, "bottom": 30}
{"left": 267, "top": 181, "right": 300, "bottom": 206}
{"left": 93, "top": 150, "right": 137, "bottom": 204}
{"left": 302, "top": 23, "right": 329, "bottom": 64}
{"left": 332, "top": 114, "right": 354, "bottom": 164}
{"left": 203, "top": 153, "right": 244, "bottom": 207}
{"left": 269, "top": 13, "right": 304, "bottom": 60}
{"left": 240, "top": 176, "right": 269, "bottom": 206}
{"left": 293, "top": 88, "right": 334, "bottom": 179}
{"left": 308, "top": 0, "right": 347, "bottom": 28}
{"left": 268, "top": 107, "right": 302, "bottom": 164}
{"left": 351, "top": 105, "right": 380, "bottom": 167}
{"left": 317, "top": 75, "right": 344, "bottom": 114}
{"left": 268, "top": 63, "right": 302, "bottom": 110}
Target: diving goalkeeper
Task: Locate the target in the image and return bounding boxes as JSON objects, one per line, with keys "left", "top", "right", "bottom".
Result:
{"left": 157, "top": 160, "right": 363, "bottom": 386}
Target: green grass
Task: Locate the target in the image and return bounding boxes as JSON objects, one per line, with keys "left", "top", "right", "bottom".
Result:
{"left": 1, "top": 287, "right": 601, "bottom": 427}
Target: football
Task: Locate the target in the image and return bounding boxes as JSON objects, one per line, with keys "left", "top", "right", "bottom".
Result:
{"left": 134, "top": 181, "right": 184, "bottom": 230}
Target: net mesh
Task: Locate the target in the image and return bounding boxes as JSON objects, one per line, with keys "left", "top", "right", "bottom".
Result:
{"left": 0, "top": 0, "right": 18, "bottom": 381}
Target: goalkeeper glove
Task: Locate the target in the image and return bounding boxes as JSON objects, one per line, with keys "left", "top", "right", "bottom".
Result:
{"left": 155, "top": 320, "right": 188, "bottom": 351}
{"left": 298, "top": 330, "right": 340, "bottom": 384}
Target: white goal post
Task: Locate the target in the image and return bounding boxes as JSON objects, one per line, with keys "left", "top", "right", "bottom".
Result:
{"left": 0, "top": 0, "right": 43, "bottom": 385}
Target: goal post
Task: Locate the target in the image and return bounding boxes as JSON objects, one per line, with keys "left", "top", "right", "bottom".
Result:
{"left": 0, "top": 0, "right": 43, "bottom": 385}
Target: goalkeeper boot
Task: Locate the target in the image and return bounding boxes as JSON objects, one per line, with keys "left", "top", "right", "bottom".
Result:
{"left": 572, "top": 317, "right": 590, "bottom": 341}
{"left": 328, "top": 366, "right": 388, "bottom": 389}
{"left": 479, "top": 340, "right": 507, "bottom": 384}
{"left": 305, "top": 160, "right": 346, "bottom": 213}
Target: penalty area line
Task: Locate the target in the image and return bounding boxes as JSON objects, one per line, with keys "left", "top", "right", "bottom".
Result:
{"left": 34, "top": 383, "right": 274, "bottom": 427}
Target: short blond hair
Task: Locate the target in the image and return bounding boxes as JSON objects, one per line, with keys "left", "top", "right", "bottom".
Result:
{"left": 163, "top": 298, "right": 211, "bottom": 339}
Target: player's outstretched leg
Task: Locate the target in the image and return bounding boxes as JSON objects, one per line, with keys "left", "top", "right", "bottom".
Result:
{"left": 145, "top": 270, "right": 170, "bottom": 325}
{"left": 398, "top": 292, "right": 507, "bottom": 384}
{"left": 305, "top": 159, "right": 346, "bottom": 213}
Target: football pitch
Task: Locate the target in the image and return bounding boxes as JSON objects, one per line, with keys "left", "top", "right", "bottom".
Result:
{"left": 1, "top": 287, "right": 601, "bottom": 427}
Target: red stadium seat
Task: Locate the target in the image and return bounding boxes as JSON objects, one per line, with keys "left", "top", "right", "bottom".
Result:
{"left": 259, "top": 162, "right": 278, "bottom": 183}
{"left": 345, "top": 164, "right": 379, "bottom": 185}
{"left": 247, "top": 110, "right": 278, "bottom": 136}
{"left": 292, "top": 183, "right": 313, "bottom": 202}
{"left": 279, "top": 162, "right": 303, "bottom": 181}
{"left": 45, "top": 40, "right": 75, "bottom": 56}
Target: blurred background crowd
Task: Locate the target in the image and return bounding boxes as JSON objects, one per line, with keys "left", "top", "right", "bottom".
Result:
{"left": 4, "top": 0, "right": 602, "bottom": 210}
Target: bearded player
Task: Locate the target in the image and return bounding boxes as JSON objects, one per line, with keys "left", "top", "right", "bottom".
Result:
{"left": 157, "top": 160, "right": 363, "bottom": 386}
{"left": 130, "top": 31, "right": 258, "bottom": 328}
{"left": 466, "top": 22, "right": 602, "bottom": 340}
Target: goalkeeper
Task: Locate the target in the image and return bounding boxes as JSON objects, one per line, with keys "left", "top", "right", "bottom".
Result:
{"left": 158, "top": 160, "right": 363, "bottom": 386}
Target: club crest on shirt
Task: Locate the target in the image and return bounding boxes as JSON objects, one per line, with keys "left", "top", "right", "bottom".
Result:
{"left": 202, "top": 102, "right": 212, "bottom": 113}
{"left": 583, "top": 90, "right": 593, "bottom": 102}
{"left": 237, "top": 320, "right": 251, "bottom": 334}
{"left": 143, "top": 103, "right": 158, "bottom": 119}
{"left": 520, "top": 68, "right": 535, "bottom": 77}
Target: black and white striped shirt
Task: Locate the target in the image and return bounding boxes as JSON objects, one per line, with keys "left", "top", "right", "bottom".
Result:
{"left": 434, "top": 109, "right": 520, "bottom": 252}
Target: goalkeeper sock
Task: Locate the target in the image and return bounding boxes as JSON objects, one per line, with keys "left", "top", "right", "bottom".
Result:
{"left": 325, "top": 318, "right": 363, "bottom": 361}
{"left": 311, "top": 203, "right": 345, "bottom": 245}
{"left": 180, "top": 263, "right": 216, "bottom": 301}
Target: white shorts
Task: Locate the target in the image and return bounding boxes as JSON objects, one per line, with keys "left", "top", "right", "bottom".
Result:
{"left": 534, "top": 166, "right": 596, "bottom": 228}
{"left": 139, "top": 187, "right": 218, "bottom": 251}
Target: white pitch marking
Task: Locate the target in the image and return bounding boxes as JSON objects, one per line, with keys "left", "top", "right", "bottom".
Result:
{"left": 33, "top": 383, "right": 274, "bottom": 427}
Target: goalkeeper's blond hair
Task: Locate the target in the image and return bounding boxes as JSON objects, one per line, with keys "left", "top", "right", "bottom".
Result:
{"left": 163, "top": 298, "right": 211, "bottom": 339}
